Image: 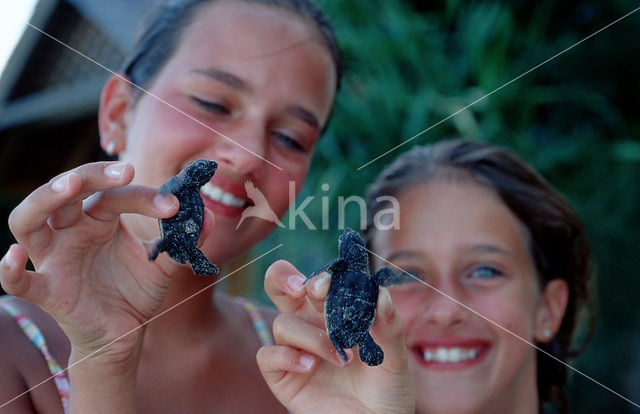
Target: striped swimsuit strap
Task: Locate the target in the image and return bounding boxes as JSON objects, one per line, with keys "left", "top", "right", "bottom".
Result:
{"left": 236, "top": 297, "right": 274, "bottom": 346}
{"left": 0, "top": 301, "right": 70, "bottom": 413}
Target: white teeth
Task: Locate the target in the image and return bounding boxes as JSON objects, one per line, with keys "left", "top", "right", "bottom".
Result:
{"left": 423, "top": 347, "right": 480, "bottom": 363}
{"left": 201, "top": 183, "right": 246, "bottom": 207}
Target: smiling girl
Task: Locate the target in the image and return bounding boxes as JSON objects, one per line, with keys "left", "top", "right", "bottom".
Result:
{"left": 262, "top": 139, "right": 593, "bottom": 414}
{"left": 0, "top": 0, "right": 341, "bottom": 412}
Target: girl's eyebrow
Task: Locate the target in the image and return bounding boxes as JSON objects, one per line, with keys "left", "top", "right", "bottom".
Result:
{"left": 189, "top": 68, "right": 320, "bottom": 130}
{"left": 285, "top": 105, "right": 319, "bottom": 130}
{"left": 190, "top": 68, "right": 249, "bottom": 92}
{"left": 387, "top": 250, "right": 422, "bottom": 263}
{"left": 466, "top": 244, "right": 515, "bottom": 257}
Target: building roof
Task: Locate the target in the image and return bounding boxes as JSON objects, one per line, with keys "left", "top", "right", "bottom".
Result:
{"left": 0, "top": 0, "right": 155, "bottom": 130}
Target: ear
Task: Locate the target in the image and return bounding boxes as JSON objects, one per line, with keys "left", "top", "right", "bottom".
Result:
{"left": 534, "top": 279, "right": 569, "bottom": 343}
{"left": 98, "top": 74, "right": 133, "bottom": 155}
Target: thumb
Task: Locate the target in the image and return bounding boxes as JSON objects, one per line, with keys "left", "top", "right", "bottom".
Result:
{"left": 370, "top": 287, "right": 408, "bottom": 374}
{"left": 0, "top": 244, "right": 51, "bottom": 308}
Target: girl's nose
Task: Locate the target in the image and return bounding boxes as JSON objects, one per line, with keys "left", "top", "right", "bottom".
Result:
{"left": 421, "top": 282, "right": 470, "bottom": 328}
{"left": 214, "top": 125, "right": 267, "bottom": 176}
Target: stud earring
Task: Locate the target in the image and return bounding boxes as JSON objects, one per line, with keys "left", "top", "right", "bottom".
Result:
{"left": 106, "top": 141, "right": 117, "bottom": 156}
{"left": 543, "top": 328, "right": 551, "bottom": 338}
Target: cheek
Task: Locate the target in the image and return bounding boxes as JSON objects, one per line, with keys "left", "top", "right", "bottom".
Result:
{"left": 263, "top": 165, "right": 308, "bottom": 215}
{"left": 389, "top": 289, "right": 424, "bottom": 330}
{"left": 474, "top": 289, "right": 538, "bottom": 338}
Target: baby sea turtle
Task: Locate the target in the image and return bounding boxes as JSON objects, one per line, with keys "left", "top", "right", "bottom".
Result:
{"left": 149, "top": 159, "right": 219, "bottom": 276}
{"left": 310, "top": 228, "right": 407, "bottom": 366}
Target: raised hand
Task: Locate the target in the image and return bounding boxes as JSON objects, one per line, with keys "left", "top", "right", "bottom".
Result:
{"left": 258, "top": 260, "right": 415, "bottom": 414}
{"left": 0, "top": 161, "right": 212, "bottom": 361}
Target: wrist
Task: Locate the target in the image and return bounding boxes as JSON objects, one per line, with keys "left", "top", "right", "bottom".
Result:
{"left": 68, "top": 336, "right": 143, "bottom": 414}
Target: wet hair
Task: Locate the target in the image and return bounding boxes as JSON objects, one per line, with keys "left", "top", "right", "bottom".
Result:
{"left": 364, "top": 139, "right": 595, "bottom": 414}
{"left": 121, "top": 0, "right": 342, "bottom": 120}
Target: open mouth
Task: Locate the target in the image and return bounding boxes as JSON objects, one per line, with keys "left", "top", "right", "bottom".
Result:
{"left": 422, "top": 347, "right": 481, "bottom": 363}
{"left": 413, "top": 343, "right": 489, "bottom": 370}
{"left": 201, "top": 183, "right": 250, "bottom": 208}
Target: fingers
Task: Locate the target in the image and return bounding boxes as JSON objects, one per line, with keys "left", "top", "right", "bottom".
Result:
{"left": 264, "top": 260, "right": 308, "bottom": 313}
{"left": 83, "top": 185, "right": 178, "bottom": 222}
{"left": 370, "top": 287, "right": 408, "bottom": 374}
{"left": 0, "top": 244, "right": 50, "bottom": 306}
{"left": 272, "top": 313, "right": 346, "bottom": 367}
{"left": 304, "top": 272, "right": 331, "bottom": 314}
{"left": 9, "top": 162, "right": 135, "bottom": 241}
{"left": 257, "top": 345, "right": 317, "bottom": 380}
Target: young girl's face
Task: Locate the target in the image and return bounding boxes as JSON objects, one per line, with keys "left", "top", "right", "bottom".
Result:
{"left": 112, "top": 1, "right": 336, "bottom": 264}
{"left": 372, "top": 178, "right": 563, "bottom": 413}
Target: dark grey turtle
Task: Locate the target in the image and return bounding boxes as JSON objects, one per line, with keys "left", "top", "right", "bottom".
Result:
{"left": 149, "top": 159, "right": 219, "bottom": 276}
{"left": 310, "top": 227, "right": 408, "bottom": 366}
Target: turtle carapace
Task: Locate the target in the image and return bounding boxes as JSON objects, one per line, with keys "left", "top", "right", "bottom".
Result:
{"left": 149, "top": 159, "right": 219, "bottom": 276}
{"left": 311, "top": 228, "right": 408, "bottom": 366}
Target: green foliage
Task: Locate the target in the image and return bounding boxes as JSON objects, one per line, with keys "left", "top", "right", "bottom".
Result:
{"left": 251, "top": 0, "right": 640, "bottom": 410}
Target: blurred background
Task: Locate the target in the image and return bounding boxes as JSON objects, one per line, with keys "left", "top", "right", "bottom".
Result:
{"left": 0, "top": 0, "right": 638, "bottom": 411}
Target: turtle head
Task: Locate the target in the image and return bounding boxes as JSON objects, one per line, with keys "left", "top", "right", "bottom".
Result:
{"left": 181, "top": 159, "right": 218, "bottom": 188}
{"left": 338, "top": 228, "right": 367, "bottom": 264}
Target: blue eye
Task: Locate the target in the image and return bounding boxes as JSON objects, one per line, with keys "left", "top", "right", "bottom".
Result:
{"left": 274, "top": 132, "right": 303, "bottom": 152}
{"left": 470, "top": 266, "right": 502, "bottom": 279}
{"left": 192, "top": 97, "right": 229, "bottom": 114}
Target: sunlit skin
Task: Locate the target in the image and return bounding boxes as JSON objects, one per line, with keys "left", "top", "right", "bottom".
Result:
{"left": 0, "top": 1, "right": 337, "bottom": 413}
{"left": 108, "top": 1, "right": 336, "bottom": 268}
{"left": 371, "top": 177, "right": 568, "bottom": 414}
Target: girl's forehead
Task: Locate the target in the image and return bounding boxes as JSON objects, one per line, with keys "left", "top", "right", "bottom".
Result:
{"left": 377, "top": 180, "right": 530, "bottom": 255}
{"left": 182, "top": 1, "right": 324, "bottom": 49}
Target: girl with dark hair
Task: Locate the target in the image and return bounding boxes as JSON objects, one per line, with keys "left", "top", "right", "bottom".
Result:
{"left": 264, "top": 139, "right": 593, "bottom": 414}
{"left": 0, "top": 0, "right": 343, "bottom": 412}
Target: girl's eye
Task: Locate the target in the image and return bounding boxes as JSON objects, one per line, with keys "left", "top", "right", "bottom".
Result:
{"left": 470, "top": 266, "right": 502, "bottom": 279}
{"left": 401, "top": 269, "right": 425, "bottom": 283}
{"left": 274, "top": 132, "right": 304, "bottom": 152}
{"left": 192, "top": 97, "right": 230, "bottom": 114}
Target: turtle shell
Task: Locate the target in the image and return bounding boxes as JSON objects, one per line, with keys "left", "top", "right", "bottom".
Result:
{"left": 325, "top": 270, "right": 378, "bottom": 350}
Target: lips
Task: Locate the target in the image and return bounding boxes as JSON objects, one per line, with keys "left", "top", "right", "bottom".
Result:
{"left": 412, "top": 339, "right": 490, "bottom": 371}
{"left": 200, "top": 173, "right": 251, "bottom": 219}
{"left": 201, "top": 183, "right": 247, "bottom": 207}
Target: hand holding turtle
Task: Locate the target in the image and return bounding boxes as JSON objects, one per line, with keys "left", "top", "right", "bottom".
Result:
{"left": 0, "top": 161, "right": 213, "bottom": 365}
{"left": 258, "top": 260, "right": 415, "bottom": 414}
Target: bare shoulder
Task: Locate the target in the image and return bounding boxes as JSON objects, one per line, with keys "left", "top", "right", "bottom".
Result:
{"left": 0, "top": 296, "right": 69, "bottom": 413}
{"left": 0, "top": 296, "right": 70, "bottom": 362}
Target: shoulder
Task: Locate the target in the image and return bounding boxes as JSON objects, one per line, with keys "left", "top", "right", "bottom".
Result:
{"left": 0, "top": 296, "right": 70, "bottom": 373}
{"left": 0, "top": 296, "right": 68, "bottom": 411}
{"left": 0, "top": 296, "right": 70, "bottom": 356}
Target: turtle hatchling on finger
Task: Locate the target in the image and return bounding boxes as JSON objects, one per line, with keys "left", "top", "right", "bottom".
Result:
{"left": 149, "top": 159, "right": 219, "bottom": 276}
{"left": 310, "top": 227, "right": 409, "bottom": 366}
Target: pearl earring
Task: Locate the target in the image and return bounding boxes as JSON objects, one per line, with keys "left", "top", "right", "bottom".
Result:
{"left": 543, "top": 328, "right": 551, "bottom": 338}
{"left": 106, "top": 141, "right": 117, "bottom": 156}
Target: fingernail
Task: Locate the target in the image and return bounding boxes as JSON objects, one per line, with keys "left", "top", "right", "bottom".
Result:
{"left": 154, "top": 193, "right": 176, "bottom": 212}
{"left": 286, "top": 275, "right": 305, "bottom": 293}
{"left": 378, "top": 287, "right": 394, "bottom": 318}
{"left": 51, "top": 174, "right": 71, "bottom": 193}
{"left": 104, "top": 162, "right": 127, "bottom": 180}
{"left": 313, "top": 272, "right": 331, "bottom": 296}
{"left": 299, "top": 354, "right": 314, "bottom": 370}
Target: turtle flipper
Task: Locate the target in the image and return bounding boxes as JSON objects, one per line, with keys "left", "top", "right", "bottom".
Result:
{"left": 188, "top": 248, "right": 219, "bottom": 276}
{"left": 328, "top": 330, "right": 349, "bottom": 363}
{"left": 305, "top": 258, "right": 343, "bottom": 284}
{"left": 371, "top": 266, "right": 412, "bottom": 287}
{"left": 149, "top": 238, "right": 167, "bottom": 261}
{"left": 358, "top": 332, "right": 383, "bottom": 366}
